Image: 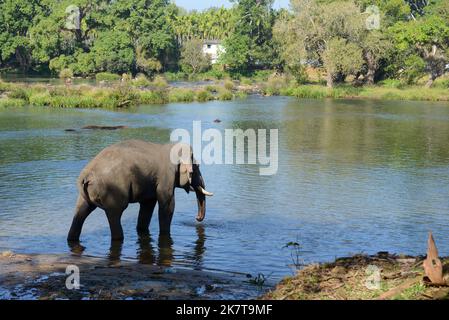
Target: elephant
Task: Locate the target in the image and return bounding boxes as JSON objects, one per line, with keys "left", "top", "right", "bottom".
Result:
{"left": 67, "top": 139, "right": 213, "bottom": 242}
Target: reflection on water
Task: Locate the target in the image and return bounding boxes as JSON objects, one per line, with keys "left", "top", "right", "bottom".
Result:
{"left": 68, "top": 224, "right": 206, "bottom": 268}
{"left": 1, "top": 97, "right": 449, "bottom": 280}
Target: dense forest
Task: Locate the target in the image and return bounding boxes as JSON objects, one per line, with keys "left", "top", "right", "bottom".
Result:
{"left": 0, "top": 0, "right": 448, "bottom": 88}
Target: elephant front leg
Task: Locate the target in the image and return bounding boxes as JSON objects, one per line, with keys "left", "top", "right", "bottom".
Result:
{"left": 137, "top": 199, "right": 157, "bottom": 236}
{"left": 67, "top": 195, "right": 96, "bottom": 242}
{"left": 158, "top": 195, "right": 175, "bottom": 235}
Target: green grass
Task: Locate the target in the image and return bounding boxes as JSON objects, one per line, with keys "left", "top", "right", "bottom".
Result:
{"left": 95, "top": 72, "right": 121, "bottom": 82}
{"left": 283, "top": 84, "right": 449, "bottom": 101}
{"left": 1, "top": 78, "right": 448, "bottom": 111}
{"left": 168, "top": 88, "right": 196, "bottom": 103}
{"left": 392, "top": 283, "right": 426, "bottom": 300}
{"left": 196, "top": 89, "right": 214, "bottom": 102}
{"left": 0, "top": 97, "right": 26, "bottom": 108}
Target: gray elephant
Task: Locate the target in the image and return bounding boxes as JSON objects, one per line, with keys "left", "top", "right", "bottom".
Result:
{"left": 67, "top": 140, "right": 213, "bottom": 242}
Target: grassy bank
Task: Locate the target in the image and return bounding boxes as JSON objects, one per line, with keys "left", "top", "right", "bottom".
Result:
{"left": 1, "top": 76, "right": 449, "bottom": 110}
{"left": 279, "top": 85, "right": 449, "bottom": 101}
{"left": 0, "top": 79, "right": 247, "bottom": 109}
{"left": 261, "top": 253, "right": 449, "bottom": 300}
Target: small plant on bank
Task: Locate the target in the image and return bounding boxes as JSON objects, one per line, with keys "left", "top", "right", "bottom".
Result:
{"left": 132, "top": 74, "right": 151, "bottom": 87}
{"left": 96, "top": 72, "right": 121, "bottom": 82}
{"left": 59, "top": 68, "right": 73, "bottom": 80}
{"left": 168, "top": 88, "right": 196, "bottom": 102}
{"left": 223, "top": 79, "right": 234, "bottom": 90}
{"left": 218, "top": 88, "right": 233, "bottom": 100}
{"left": 283, "top": 239, "right": 305, "bottom": 270}
{"left": 196, "top": 89, "right": 214, "bottom": 102}
{"left": 151, "top": 75, "right": 168, "bottom": 88}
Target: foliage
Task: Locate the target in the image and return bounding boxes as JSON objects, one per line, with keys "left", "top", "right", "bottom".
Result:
{"left": 180, "top": 38, "right": 211, "bottom": 75}
{"left": 389, "top": 13, "right": 449, "bottom": 87}
{"left": 220, "top": 0, "right": 277, "bottom": 73}
{"left": 59, "top": 68, "right": 73, "bottom": 79}
{"left": 95, "top": 72, "right": 121, "bottom": 82}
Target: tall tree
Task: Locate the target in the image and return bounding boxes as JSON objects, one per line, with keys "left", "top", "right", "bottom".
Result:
{"left": 0, "top": 0, "right": 50, "bottom": 70}
{"left": 220, "top": 0, "right": 276, "bottom": 73}
{"left": 390, "top": 14, "right": 449, "bottom": 87}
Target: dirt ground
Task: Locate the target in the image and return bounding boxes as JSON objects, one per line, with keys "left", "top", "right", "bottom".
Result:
{"left": 261, "top": 252, "right": 449, "bottom": 300}
{"left": 0, "top": 250, "right": 266, "bottom": 300}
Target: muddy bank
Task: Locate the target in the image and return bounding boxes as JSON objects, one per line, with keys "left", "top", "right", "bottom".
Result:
{"left": 0, "top": 251, "right": 267, "bottom": 300}
{"left": 261, "top": 252, "right": 449, "bottom": 300}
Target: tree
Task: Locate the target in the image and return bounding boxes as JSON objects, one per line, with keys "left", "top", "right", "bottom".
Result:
{"left": 179, "top": 38, "right": 211, "bottom": 75}
{"left": 323, "top": 38, "right": 364, "bottom": 87}
{"left": 0, "top": 0, "right": 50, "bottom": 70}
{"left": 220, "top": 0, "right": 276, "bottom": 73}
{"left": 91, "top": 30, "right": 135, "bottom": 74}
{"left": 275, "top": 0, "right": 365, "bottom": 87}
{"left": 109, "top": 0, "right": 178, "bottom": 71}
{"left": 390, "top": 14, "right": 449, "bottom": 87}
{"left": 359, "top": 31, "right": 393, "bottom": 84}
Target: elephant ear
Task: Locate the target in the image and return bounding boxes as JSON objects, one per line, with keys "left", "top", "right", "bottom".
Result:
{"left": 179, "top": 161, "right": 193, "bottom": 190}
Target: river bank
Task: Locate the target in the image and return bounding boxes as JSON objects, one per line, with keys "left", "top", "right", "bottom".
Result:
{"left": 261, "top": 252, "right": 449, "bottom": 300}
{"left": 3, "top": 250, "right": 448, "bottom": 300}
{"left": 0, "top": 250, "right": 266, "bottom": 300}
{"left": 1, "top": 78, "right": 449, "bottom": 110}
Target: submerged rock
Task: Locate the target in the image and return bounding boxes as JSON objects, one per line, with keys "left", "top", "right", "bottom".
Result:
{"left": 82, "top": 125, "right": 128, "bottom": 130}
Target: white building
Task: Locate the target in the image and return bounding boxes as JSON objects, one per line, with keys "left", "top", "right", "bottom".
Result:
{"left": 202, "top": 40, "right": 224, "bottom": 64}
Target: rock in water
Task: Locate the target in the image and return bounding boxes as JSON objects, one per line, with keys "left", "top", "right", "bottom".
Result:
{"left": 82, "top": 125, "right": 128, "bottom": 130}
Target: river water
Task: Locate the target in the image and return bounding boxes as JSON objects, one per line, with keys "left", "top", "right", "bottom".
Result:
{"left": 1, "top": 96, "right": 449, "bottom": 281}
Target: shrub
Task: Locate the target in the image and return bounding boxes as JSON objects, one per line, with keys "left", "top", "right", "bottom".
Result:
{"left": 132, "top": 74, "right": 151, "bottom": 87}
{"left": 168, "top": 88, "right": 196, "bottom": 102}
{"left": 234, "top": 91, "right": 248, "bottom": 99}
{"left": 240, "top": 77, "right": 252, "bottom": 85}
{"left": 8, "top": 88, "right": 30, "bottom": 101}
{"left": 121, "top": 73, "right": 132, "bottom": 82}
{"left": 138, "top": 90, "right": 168, "bottom": 104}
{"left": 196, "top": 90, "right": 214, "bottom": 102}
{"left": 223, "top": 80, "right": 234, "bottom": 90}
{"left": 151, "top": 75, "right": 168, "bottom": 88}
{"left": 218, "top": 88, "right": 233, "bottom": 100}
{"left": 29, "top": 92, "right": 51, "bottom": 106}
{"left": 59, "top": 68, "right": 73, "bottom": 79}
{"left": 205, "top": 85, "right": 218, "bottom": 93}
{"left": 379, "top": 79, "right": 403, "bottom": 89}
{"left": 0, "top": 98, "right": 26, "bottom": 108}
{"left": 252, "top": 70, "right": 273, "bottom": 82}
{"left": 164, "top": 72, "right": 187, "bottom": 81}
{"left": 263, "top": 74, "right": 289, "bottom": 96}
{"left": 434, "top": 78, "right": 449, "bottom": 89}
{"left": 96, "top": 72, "right": 121, "bottom": 82}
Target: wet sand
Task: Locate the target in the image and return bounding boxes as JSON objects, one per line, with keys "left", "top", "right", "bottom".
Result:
{"left": 0, "top": 251, "right": 267, "bottom": 300}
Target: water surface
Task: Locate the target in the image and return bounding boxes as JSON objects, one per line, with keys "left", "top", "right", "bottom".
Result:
{"left": 1, "top": 96, "right": 449, "bottom": 281}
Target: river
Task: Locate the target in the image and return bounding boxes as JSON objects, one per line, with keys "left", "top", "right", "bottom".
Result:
{"left": 1, "top": 96, "right": 449, "bottom": 281}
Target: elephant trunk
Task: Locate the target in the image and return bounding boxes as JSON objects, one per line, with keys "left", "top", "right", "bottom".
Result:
{"left": 195, "top": 175, "right": 207, "bottom": 222}
{"left": 195, "top": 192, "right": 206, "bottom": 222}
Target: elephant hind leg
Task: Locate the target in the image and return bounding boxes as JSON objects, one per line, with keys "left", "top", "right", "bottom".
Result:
{"left": 137, "top": 199, "right": 157, "bottom": 236}
{"left": 67, "top": 195, "right": 96, "bottom": 241}
{"left": 106, "top": 209, "right": 125, "bottom": 242}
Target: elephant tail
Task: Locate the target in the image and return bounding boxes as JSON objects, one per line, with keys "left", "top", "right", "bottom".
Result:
{"left": 80, "top": 177, "right": 95, "bottom": 206}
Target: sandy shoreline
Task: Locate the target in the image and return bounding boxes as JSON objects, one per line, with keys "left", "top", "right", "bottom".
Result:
{"left": 0, "top": 250, "right": 267, "bottom": 300}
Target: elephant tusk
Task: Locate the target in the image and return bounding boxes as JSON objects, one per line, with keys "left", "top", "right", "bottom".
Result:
{"left": 190, "top": 186, "right": 195, "bottom": 191}
{"left": 198, "top": 186, "right": 213, "bottom": 196}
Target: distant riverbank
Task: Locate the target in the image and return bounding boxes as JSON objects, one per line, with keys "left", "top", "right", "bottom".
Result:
{"left": 1, "top": 78, "right": 449, "bottom": 110}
